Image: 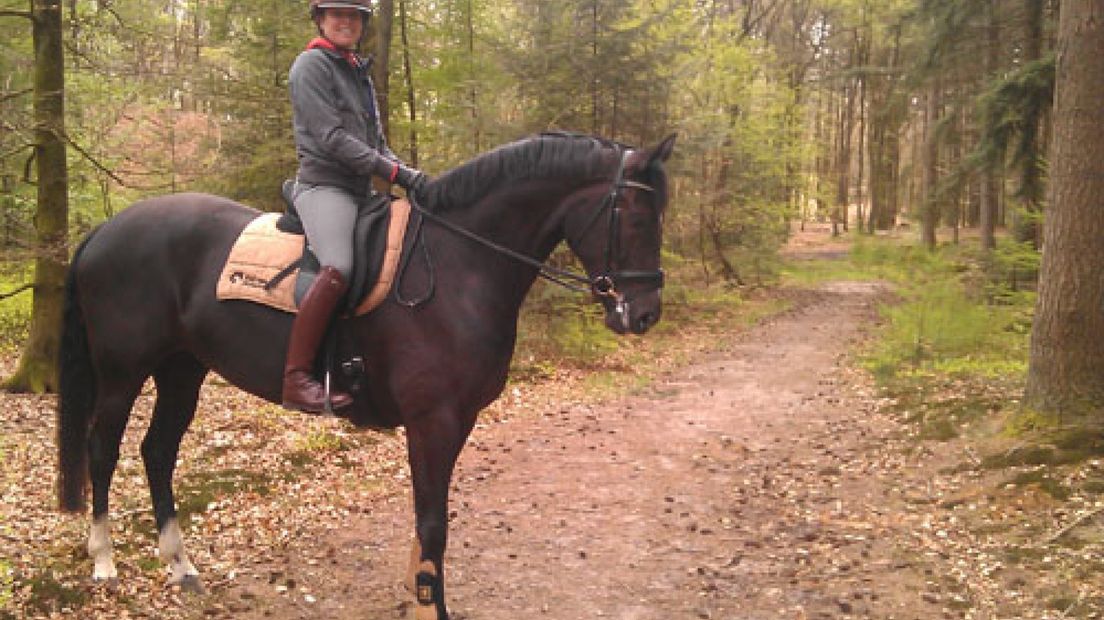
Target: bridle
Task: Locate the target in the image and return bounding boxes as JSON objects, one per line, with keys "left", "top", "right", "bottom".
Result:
{"left": 577, "top": 149, "right": 665, "bottom": 300}
{"left": 397, "top": 148, "right": 665, "bottom": 311}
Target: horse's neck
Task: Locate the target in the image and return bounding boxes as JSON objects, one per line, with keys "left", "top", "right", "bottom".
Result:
{"left": 441, "top": 183, "right": 579, "bottom": 307}
{"left": 467, "top": 181, "right": 579, "bottom": 257}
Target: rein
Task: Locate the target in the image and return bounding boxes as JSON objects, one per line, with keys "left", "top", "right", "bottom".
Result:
{"left": 394, "top": 148, "right": 664, "bottom": 307}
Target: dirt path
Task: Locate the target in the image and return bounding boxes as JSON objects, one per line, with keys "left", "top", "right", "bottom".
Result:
{"left": 7, "top": 268, "right": 1095, "bottom": 619}
{"left": 214, "top": 280, "right": 954, "bottom": 620}
{"left": 3, "top": 220, "right": 1098, "bottom": 619}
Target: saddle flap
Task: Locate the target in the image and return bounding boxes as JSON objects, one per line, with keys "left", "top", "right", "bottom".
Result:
{"left": 216, "top": 199, "right": 412, "bottom": 317}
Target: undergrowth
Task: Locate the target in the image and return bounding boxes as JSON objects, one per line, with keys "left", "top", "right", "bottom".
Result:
{"left": 0, "top": 264, "right": 32, "bottom": 355}
{"left": 512, "top": 251, "right": 774, "bottom": 385}
{"left": 785, "top": 234, "right": 1035, "bottom": 443}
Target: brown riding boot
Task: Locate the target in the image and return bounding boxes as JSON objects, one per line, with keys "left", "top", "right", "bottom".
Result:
{"left": 282, "top": 266, "right": 354, "bottom": 413}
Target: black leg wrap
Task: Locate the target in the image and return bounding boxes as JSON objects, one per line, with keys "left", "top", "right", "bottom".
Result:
{"left": 415, "top": 571, "right": 440, "bottom": 606}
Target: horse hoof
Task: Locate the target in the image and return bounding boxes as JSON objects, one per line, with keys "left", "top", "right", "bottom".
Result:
{"left": 171, "top": 574, "right": 206, "bottom": 595}
{"left": 91, "top": 576, "right": 119, "bottom": 592}
{"left": 411, "top": 603, "right": 448, "bottom": 620}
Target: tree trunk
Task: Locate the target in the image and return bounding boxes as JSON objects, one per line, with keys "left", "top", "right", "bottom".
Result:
{"left": 834, "top": 56, "right": 854, "bottom": 237}
{"left": 590, "top": 0, "right": 600, "bottom": 135}
{"left": 979, "top": 0, "right": 999, "bottom": 251}
{"left": 706, "top": 219, "right": 742, "bottom": 285}
{"left": 6, "top": 0, "right": 67, "bottom": 393}
{"left": 466, "top": 0, "right": 479, "bottom": 153}
{"left": 1014, "top": 0, "right": 1046, "bottom": 248}
{"left": 1024, "top": 0, "right": 1104, "bottom": 422}
{"left": 854, "top": 16, "right": 869, "bottom": 233}
{"left": 949, "top": 90, "right": 963, "bottom": 244}
{"left": 372, "top": 0, "right": 394, "bottom": 140}
{"left": 398, "top": 0, "right": 417, "bottom": 166}
{"left": 920, "top": 80, "right": 940, "bottom": 250}
{"left": 866, "top": 24, "right": 903, "bottom": 232}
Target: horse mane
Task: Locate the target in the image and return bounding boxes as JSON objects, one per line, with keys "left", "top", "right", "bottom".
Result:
{"left": 422, "top": 133, "right": 630, "bottom": 211}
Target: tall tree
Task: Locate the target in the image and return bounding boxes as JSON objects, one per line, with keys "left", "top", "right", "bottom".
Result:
{"left": 865, "top": 23, "right": 904, "bottom": 231}
{"left": 397, "top": 0, "right": 417, "bottom": 166}
{"left": 1023, "top": 0, "right": 1104, "bottom": 422}
{"left": 370, "top": 0, "right": 394, "bottom": 139}
{"left": 833, "top": 47, "right": 855, "bottom": 237}
{"left": 919, "top": 78, "right": 940, "bottom": 249}
{"left": 4, "top": 0, "right": 67, "bottom": 393}
{"left": 1011, "top": 0, "right": 1046, "bottom": 248}
{"left": 977, "top": 0, "right": 1000, "bottom": 251}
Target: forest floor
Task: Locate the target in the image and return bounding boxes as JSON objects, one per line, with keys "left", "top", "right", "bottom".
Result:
{"left": 2, "top": 224, "right": 1102, "bottom": 619}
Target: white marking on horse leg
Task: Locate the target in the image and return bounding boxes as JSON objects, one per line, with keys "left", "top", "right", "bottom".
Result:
{"left": 158, "top": 517, "right": 201, "bottom": 588}
{"left": 404, "top": 536, "right": 422, "bottom": 593}
{"left": 87, "top": 515, "right": 118, "bottom": 583}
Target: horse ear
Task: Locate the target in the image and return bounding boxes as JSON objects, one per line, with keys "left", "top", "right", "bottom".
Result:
{"left": 649, "top": 133, "right": 677, "bottom": 166}
{"left": 628, "top": 133, "right": 677, "bottom": 174}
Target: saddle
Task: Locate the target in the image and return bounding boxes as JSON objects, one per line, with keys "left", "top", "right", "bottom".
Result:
{"left": 216, "top": 181, "right": 411, "bottom": 316}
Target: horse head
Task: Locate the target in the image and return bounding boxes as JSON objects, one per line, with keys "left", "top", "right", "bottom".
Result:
{"left": 564, "top": 134, "right": 677, "bottom": 335}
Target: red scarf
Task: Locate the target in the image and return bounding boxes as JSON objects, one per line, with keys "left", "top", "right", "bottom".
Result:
{"left": 306, "top": 37, "right": 361, "bottom": 69}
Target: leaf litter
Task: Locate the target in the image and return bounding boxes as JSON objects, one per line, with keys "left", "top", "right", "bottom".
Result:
{"left": 0, "top": 280, "right": 1100, "bottom": 619}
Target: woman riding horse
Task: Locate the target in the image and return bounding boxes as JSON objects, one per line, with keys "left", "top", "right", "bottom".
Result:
{"left": 286, "top": 0, "right": 427, "bottom": 412}
{"left": 58, "top": 131, "right": 675, "bottom": 620}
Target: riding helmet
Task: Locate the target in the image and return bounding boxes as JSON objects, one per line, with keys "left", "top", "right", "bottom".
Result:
{"left": 309, "top": 0, "right": 373, "bottom": 19}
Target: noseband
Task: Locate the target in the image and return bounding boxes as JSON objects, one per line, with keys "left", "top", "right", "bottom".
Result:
{"left": 400, "top": 148, "right": 665, "bottom": 307}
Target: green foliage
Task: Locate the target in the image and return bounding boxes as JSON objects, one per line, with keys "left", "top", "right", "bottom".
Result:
{"left": 0, "top": 563, "right": 10, "bottom": 617}
{"left": 667, "top": 13, "right": 800, "bottom": 280}
{"left": 294, "top": 428, "right": 354, "bottom": 454}
{"left": 974, "top": 55, "right": 1056, "bottom": 205}
{"left": 548, "top": 302, "right": 620, "bottom": 361}
{"left": 866, "top": 277, "right": 1026, "bottom": 379}
{"left": 515, "top": 284, "right": 619, "bottom": 367}
{"left": 853, "top": 240, "right": 1029, "bottom": 383}
{"left": 20, "top": 570, "right": 87, "bottom": 616}
{"left": 0, "top": 263, "right": 32, "bottom": 354}
{"left": 174, "top": 469, "right": 272, "bottom": 525}
{"left": 804, "top": 237, "right": 1033, "bottom": 443}
{"left": 983, "top": 237, "right": 1041, "bottom": 301}
{"left": 783, "top": 234, "right": 946, "bottom": 286}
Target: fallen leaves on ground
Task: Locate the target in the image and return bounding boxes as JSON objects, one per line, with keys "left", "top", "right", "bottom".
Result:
{"left": 0, "top": 282, "right": 1101, "bottom": 619}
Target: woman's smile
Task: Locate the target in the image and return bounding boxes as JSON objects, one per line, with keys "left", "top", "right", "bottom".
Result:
{"left": 320, "top": 8, "right": 363, "bottom": 49}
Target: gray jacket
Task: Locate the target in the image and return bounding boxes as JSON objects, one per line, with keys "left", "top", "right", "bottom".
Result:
{"left": 289, "top": 47, "right": 398, "bottom": 196}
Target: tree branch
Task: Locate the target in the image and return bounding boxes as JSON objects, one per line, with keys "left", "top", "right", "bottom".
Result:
{"left": 0, "top": 88, "right": 32, "bottom": 104}
{"left": 0, "top": 143, "right": 33, "bottom": 162}
{"left": 22, "top": 151, "right": 36, "bottom": 184}
{"left": 0, "top": 283, "right": 32, "bottom": 301}
{"left": 61, "top": 131, "right": 179, "bottom": 192}
{"left": 60, "top": 132, "right": 128, "bottom": 187}
{"left": 0, "top": 10, "right": 33, "bottom": 20}
{"left": 1043, "top": 506, "right": 1104, "bottom": 545}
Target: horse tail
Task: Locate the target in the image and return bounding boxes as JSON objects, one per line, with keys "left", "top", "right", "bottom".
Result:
{"left": 57, "top": 228, "right": 100, "bottom": 513}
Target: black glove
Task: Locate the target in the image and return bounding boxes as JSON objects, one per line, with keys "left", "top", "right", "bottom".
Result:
{"left": 393, "top": 163, "right": 428, "bottom": 203}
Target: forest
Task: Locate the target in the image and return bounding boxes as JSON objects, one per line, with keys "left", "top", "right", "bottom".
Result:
{"left": 0, "top": 1, "right": 1091, "bottom": 350}
{"left": 2, "top": 0, "right": 1096, "bottom": 414}
{"left": 1, "top": 0, "right": 1103, "bottom": 617}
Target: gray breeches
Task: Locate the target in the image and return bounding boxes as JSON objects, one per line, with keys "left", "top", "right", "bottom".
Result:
{"left": 292, "top": 183, "right": 358, "bottom": 280}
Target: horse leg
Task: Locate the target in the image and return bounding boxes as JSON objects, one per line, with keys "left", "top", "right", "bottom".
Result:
{"left": 404, "top": 412, "right": 472, "bottom": 620}
{"left": 142, "top": 353, "right": 207, "bottom": 593}
{"left": 86, "top": 377, "right": 144, "bottom": 585}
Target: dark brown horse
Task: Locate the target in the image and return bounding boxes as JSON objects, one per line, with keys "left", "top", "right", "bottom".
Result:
{"left": 57, "top": 132, "right": 675, "bottom": 619}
